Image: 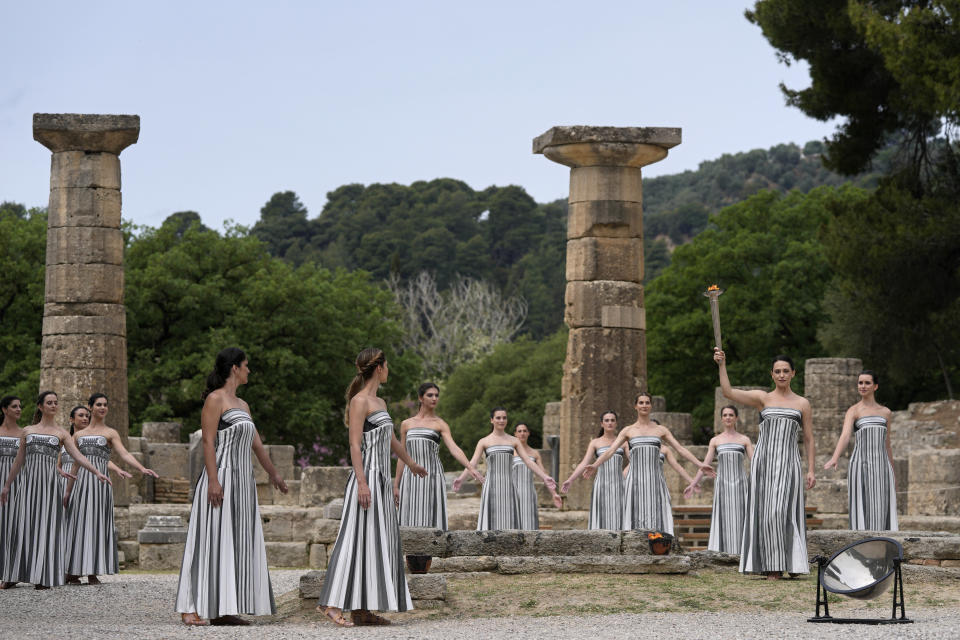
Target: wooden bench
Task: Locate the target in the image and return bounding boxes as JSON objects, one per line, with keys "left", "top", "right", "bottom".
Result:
{"left": 673, "top": 505, "right": 822, "bottom": 549}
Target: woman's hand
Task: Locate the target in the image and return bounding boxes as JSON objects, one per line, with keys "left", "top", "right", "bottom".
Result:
{"left": 393, "top": 484, "right": 400, "bottom": 505}
{"left": 560, "top": 479, "right": 572, "bottom": 494}
{"left": 411, "top": 463, "right": 428, "bottom": 478}
{"left": 115, "top": 468, "right": 133, "bottom": 479}
{"left": 0, "top": 486, "right": 7, "bottom": 505}
{"left": 271, "top": 472, "right": 288, "bottom": 494}
{"left": 698, "top": 462, "right": 716, "bottom": 478}
{"left": 823, "top": 458, "right": 837, "bottom": 471}
{"left": 62, "top": 493, "right": 71, "bottom": 508}
{"left": 582, "top": 463, "right": 598, "bottom": 480}
{"left": 142, "top": 467, "right": 159, "bottom": 479}
{"left": 57, "top": 467, "right": 77, "bottom": 481}
{"left": 551, "top": 492, "right": 563, "bottom": 509}
{"left": 713, "top": 348, "right": 725, "bottom": 366}
{"left": 357, "top": 482, "right": 372, "bottom": 509}
{"left": 806, "top": 471, "right": 816, "bottom": 490}
{"left": 452, "top": 476, "right": 463, "bottom": 492}
{"left": 208, "top": 479, "right": 224, "bottom": 507}
{"left": 95, "top": 471, "right": 112, "bottom": 485}
{"left": 683, "top": 483, "right": 697, "bottom": 499}
{"left": 469, "top": 467, "right": 485, "bottom": 484}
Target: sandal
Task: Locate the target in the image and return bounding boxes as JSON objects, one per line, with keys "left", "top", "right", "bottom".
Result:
{"left": 65, "top": 575, "right": 81, "bottom": 586}
{"left": 211, "top": 615, "right": 250, "bottom": 626}
{"left": 0, "top": 582, "right": 16, "bottom": 590}
{"left": 351, "top": 609, "right": 391, "bottom": 626}
{"left": 765, "top": 571, "right": 782, "bottom": 580}
{"left": 87, "top": 575, "right": 101, "bottom": 585}
{"left": 34, "top": 584, "right": 50, "bottom": 590}
{"left": 317, "top": 606, "right": 354, "bottom": 627}
{"left": 181, "top": 613, "right": 209, "bottom": 626}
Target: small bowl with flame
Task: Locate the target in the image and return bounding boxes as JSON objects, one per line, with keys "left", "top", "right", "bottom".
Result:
{"left": 647, "top": 531, "right": 673, "bottom": 555}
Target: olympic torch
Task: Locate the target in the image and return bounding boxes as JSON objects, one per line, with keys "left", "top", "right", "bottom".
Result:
{"left": 703, "top": 284, "right": 724, "bottom": 351}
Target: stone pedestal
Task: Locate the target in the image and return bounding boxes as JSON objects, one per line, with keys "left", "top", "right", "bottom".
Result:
{"left": 137, "top": 515, "right": 187, "bottom": 570}
{"left": 804, "top": 358, "right": 863, "bottom": 457}
{"left": 534, "top": 126, "right": 681, "bottom": 509}
{"left": 34, "top": 114, "right": 139, "bottom": 443}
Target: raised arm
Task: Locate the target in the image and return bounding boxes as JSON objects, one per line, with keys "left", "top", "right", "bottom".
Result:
{"left": 714, "top": 349, "right": 766, "bottom": 409}
{"left": 801, "top": 399, "right": 816, "bottom": 490}
{"left": 824, "top": 407, "right": 856, "bottom": 470}
{"left": 561, "top": 441, "right": 597, "bottom": 494}
{"left": 108, "top": 428, "right": 158, "bottom": 478}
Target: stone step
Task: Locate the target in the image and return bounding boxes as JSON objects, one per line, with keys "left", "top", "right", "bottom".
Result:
{"left": 496, "top": 554, "right": 690, "bottom": 574}
{"left": 400, "top": 528, "right": 677, "bottom": 557}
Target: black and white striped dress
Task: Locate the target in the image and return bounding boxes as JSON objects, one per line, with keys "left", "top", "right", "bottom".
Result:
{"left": 739, "top": 407, "right": 808, "bottom": 575}
{"left": 64, "top": 435, "right": 117, "bottom": 576}
{"left": 0, "top": 436, "right": 21, "bottom": 580}
{"left": 398, "top": 428, "right": 447, "bottom": 529}
{"left": 848, "top": 416, "right": 898, "bottom": 531}
{"left": 511, "top": 455, "right": 539, "bottom": 531}
{"left": 58, "top": 446, "right": 73, "bottom": 497}
{"left": 477, "top": 445, "right": 521, "bottom": 531}
{"left": 319, "top": 410, "right": 411, "bottom": 612}
{"left": 707, "top": 443, "right": 748, "bottom": 553}
{"left": 176, "top": 409, "right": 275, "bottom": 619}
{"left": 2, "top": 433, "right": 64, "bottom": 587}
{"left": 623, "top": 436, "right": 672, "bottom": 533}
{"left": 589, "top": 446, "right": 624, "bottom": 530}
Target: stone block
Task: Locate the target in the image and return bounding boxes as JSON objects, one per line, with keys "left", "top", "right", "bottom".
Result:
{"left": 47, "top": 186, "right": 122, "bottom": 229}
{"left": 113, "top": 507, "right": 131, "bottom": 540}
{"left": 261, "top": 509, "right": 294, "bottom": 541}
{"left": 806, "top": 530, "right": 960, "bottom": 562}
{"left": 566, "top": 237, "right": 643, "bottom": 283}
{"left": 142, "top": 422, "right": 182, "bottom": 443}
{"left": 569, "top": 166, "right": 643, "bottom": 204}
{"left": 137, "top": 515, "right": 187, "bottom": 543}
{"left": 253, "top": 444, "right": 295, "bottom": 483}
{"left": 309, "top": 544, "right": 327, "bottom": 569}
{"left": 46, "top": 226, "right": 123, "bottom": 266}
{"left": 126, "top": 436, "right": 145, "bottom": 453}
{"left": 805, "top": 478, "right": 848, "bottom": 514}
{"left": 40, "top": 333, "right": 126, "bottom": 369}
{"left": 117, "top": 540, "right": 139, "bottom": 565}
{"left": 542, "top": 402, "right": 562, "bottom": 437}
{"left": 908, "top": 448, "right": 960, "bottom": 515}
{"left": 127, "top": 504, "right": 192, "bottom": 536}
{"left": 429, "top": 556, "right": 498, "bottom": 572}
{"left": 650, "top": 412, "right": 693, "bottom": 443}
{"left": 44, "top": 262, "right": 123, "bottom": 304}
{"left": 444, "top": 530, "right": 526, "bottom": 557}
{"left": 144, "top": 442, "right": 190, "bottom": 480}
{"left": 274, "top": 480, "right": 300, "bottom": 505}
{"left": 400, "top": 527, "right": 449, "bottom": 556}
{"left": 324, "top": 498, "right": 344, "bottom": 520}
{"left": 567, "top": 200, "right": 643, "bottom": 239}
{"left": 803, "top": 358, "right": 862, "bottom": 414}
{"left": 497, "top": 554, "right": 690, "bottom": 574}
{"left": 266, "top": 542, "right": 308, "bottom": 567}
{"left": 34, "top": 113, "right": 140, "bottom": 155}
{"left": 139, "top": 543, "right": 185, "bottom": 570}
{"left": 257, "top": 483, "right": 274, "bottom": 505}
{"left": 533, "top": 126, "right": 681, "bottom": 155}
{"left": 309, "top": 518, "right": 343, "bottom": 544}
{"left": 520, "top": 530, "right": 621, "bottom": 555}
{"left": 42, "top": 312, "right": 125, "bottom": 339}
{"left": 49, "top": 150, "right": 122, "bottom": 189}
{"left": 300, "top": 467, "right": 350, "bottom": 507}
{"left": 564, "top": 280, "right": 644, "bottom": 329}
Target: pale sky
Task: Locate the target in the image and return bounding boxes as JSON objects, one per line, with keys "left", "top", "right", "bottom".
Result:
{"left": 0, "top": 1, "right": 839, "bottom": 229}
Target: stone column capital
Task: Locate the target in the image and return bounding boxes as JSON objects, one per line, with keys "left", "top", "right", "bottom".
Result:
{"left": 33, "top": 113, "right": 140, "bottom": 154}
{"left": 533, "top": 125, "right": 681, "bottom": 168}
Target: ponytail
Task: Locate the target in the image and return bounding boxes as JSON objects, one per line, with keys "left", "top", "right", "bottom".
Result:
{"left": 344, "top": 348, "right": 386, "bottom": 425}
{"left": 202, "top": 347, "right": 247, "bottom": 401}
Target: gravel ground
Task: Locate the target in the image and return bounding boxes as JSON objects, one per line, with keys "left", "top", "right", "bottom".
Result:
{"left": 0, "top": 571, "right": 956, "bottom": 639}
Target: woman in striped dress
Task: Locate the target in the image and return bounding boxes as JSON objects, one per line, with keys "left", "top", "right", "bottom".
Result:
{"left": 560, "top": 411, "right": 627, "bottom": 530}
{"left": 586, "top": 394, "right": 713, "bottom": 532}
{"left": 176, "top": 348, "right": 288, "bottom": 626}
{"left": 511, "top": 423, "right": 563, "bottom": 530}
{"left": 0, "top": 396, "right": 24, "bottom": 589}
{"left": 824, "top": 370, "right": 898, "bottom": 531}
{"left": 685, "top": 406, "right": 753, "bottom": 553}
{"left": 394, "top": 382, "right": 483, "bottom": 530}
{"left": 0, "top": 391, "right": 110, "bottom": 589}
{"left": 57, "top": 406, "right": 85, "bottom": 498}
{"left": 317, "top": 348, "right": 427, "bottom": 628}
{"left": 457, "top": 408, "right": 556, "bottom": 531}
{"left": 715, "top": 350, "right": 816, "bottom": 579}
{"left": 63, "top": 393, "right": 157, "bottom": 585}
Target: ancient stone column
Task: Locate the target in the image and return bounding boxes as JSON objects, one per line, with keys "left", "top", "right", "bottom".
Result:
{"left": 533, "top": 126, "right": 681, "bottom": 509}
{"left": 34, "top": 114, "right": 139, "bottom": 441}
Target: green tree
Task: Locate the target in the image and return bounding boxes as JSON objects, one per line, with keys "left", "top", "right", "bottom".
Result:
{"left": 646, "top": 187, "right": 863, "bottom": 439}
{"left": 125, "top": 221, "right": 420, "bottom": 459}
{"left": 252, "top": 191, "right": 311, "bottom": 263}
{"left": 441, "top": 328, "right": 566, "bottom": 464}
{"left": 0, "top": 203, "right": 45, "bottom": 404}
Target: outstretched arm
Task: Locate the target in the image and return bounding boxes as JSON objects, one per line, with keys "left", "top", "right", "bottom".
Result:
{"left": 454, "top": 440, "right": 485, "bottom": 491}
{"left": 109, "top": 429, "right": 158, "bottom": 478}
{"left": 664, "top": 447, "right": 696, "bottom": 486}
{"left": 684, "top": 441, "right": 717, "bottom": 498}
{"left": 661, "top": 428, "right": 714, "bottom": 477}
{"left": 62, "top": 433, "right": 111, "bottom": 485}
{"left": 252, "top": 427, "right": 288, "bottom": 494}
{"left": 714, "top": 349, "right": 766, "bottom": 409}
{"left": 586, "top": 431, "right": 630, "bottom": 477}
{"left": 824, "top": 408, "right": 856, "bottom": 470}
{"left": 801, "top": 400, "right": 816, "bottom": 490}
{"left": 561, "top": 442, "right": 597, "bottom": 494}
{"left": 440, "top": 423, "right": 484, "bottom": 483}
{"left": 393, "top": 423, "right": 408, "bottom": 502}
{"left": 515, "top": 439, "right": 556, "bottom": 490}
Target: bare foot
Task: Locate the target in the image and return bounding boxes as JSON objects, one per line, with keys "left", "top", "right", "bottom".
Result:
{"left": 181, "top": 613, "right": 209, "bottom": 626}
{"left": 317, "top": 606, "right": 354, "bottom": 627}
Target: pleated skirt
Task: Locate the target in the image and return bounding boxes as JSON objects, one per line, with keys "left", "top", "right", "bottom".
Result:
{"left": 511, "top": 457, "right": 539, "bottom": 531}
{"left": 2, "top": 448, "right": 64, "bottom": 586}
{"left": 707, "top": 445, "right": 748, "bottom": 553}
{"left": 588, "top": 448, "right": 624, "bottom": 530}
{"left": 0, "top": 446, "right": 20, "bottom": 579}
{"left": 398, "top": 434, "right": 447, "bottom": 529}
{"left": 849, "top": 417, "right": 898, "bottom": 531}
{"left": 64, "top": 449, "right": 117, "bottom": 575}
{"left": 739, "top": 408, "right": 807, "bottom": 574}
{"left": 477, "top": 447, "right": 520, "bottom": 531}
